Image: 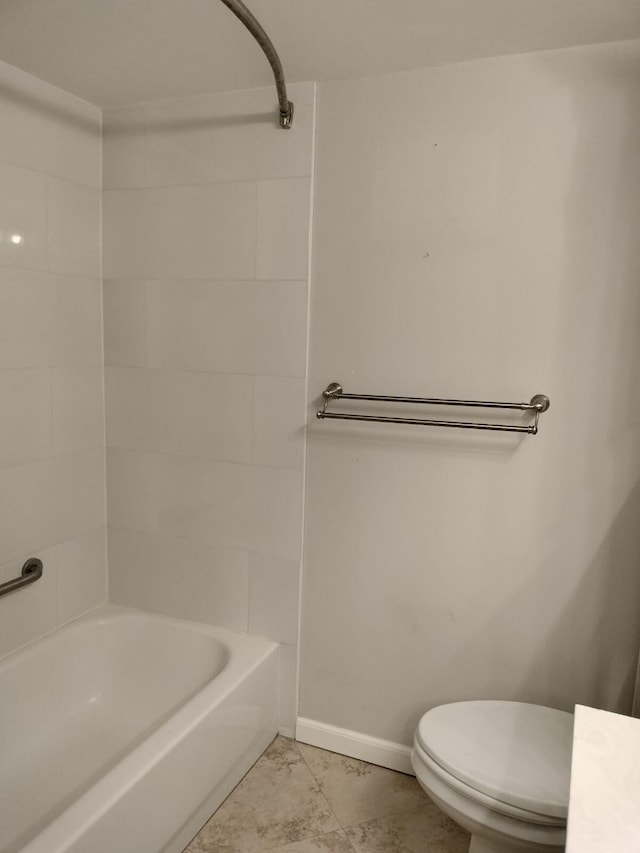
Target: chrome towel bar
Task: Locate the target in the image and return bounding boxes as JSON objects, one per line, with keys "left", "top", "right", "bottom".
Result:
{"left": 317, "top": 383, "right": 550, "bottom": 435}
{"left": 0, "top": 558, "right": 43, "bottom": 598}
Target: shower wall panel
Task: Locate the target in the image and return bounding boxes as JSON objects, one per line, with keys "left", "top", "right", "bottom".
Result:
{"left": 0, "top": 60, "right": 106, "bottom": 658}
{"left": 102, "top": 82, "right": 315, "bottom": 732}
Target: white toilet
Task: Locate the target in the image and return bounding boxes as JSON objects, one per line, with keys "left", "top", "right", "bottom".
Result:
{"left": 411, "top": 701, "right": 573, "bottom": 853}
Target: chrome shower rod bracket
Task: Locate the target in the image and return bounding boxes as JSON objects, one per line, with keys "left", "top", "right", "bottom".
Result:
{"left": 317, "top": 382, "right": 551, "bottom": 436}
{"left": 218, "top": 0, "right": 294, "bottom": 128}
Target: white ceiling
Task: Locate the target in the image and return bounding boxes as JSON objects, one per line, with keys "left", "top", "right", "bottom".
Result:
{"left": 1, "top": 0, "right": 639, "bottom": 108}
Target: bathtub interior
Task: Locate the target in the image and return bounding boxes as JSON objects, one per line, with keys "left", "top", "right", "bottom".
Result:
{"left": 0, "top": 607, "right": 270, "bottom": 853}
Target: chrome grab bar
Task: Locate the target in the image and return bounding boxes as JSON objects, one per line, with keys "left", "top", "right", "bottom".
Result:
{"left": 317, "top": 382, "right": 550, "bottom": 436}
{"left": 0, "top": 558, "right": 43, "bottom": 598}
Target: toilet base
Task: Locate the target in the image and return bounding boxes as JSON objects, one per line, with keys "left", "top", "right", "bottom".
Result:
{"left": 425, "top": 783, "right": 563, "bottom": 853}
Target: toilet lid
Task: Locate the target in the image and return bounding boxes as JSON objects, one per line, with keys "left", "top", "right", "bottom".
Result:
{"left": 415, "top": 701, "right": 573, "bottom": 819}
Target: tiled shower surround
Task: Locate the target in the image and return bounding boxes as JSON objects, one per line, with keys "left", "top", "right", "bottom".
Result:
{"left": 0, "top": 61, "right": 106, "bottom": 658}
{"left": 102, "top": 83, "right": 315, "bottom": 731}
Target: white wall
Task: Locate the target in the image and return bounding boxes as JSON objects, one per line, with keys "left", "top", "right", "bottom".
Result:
{"left": 301, "top": 41, "right": 640, "bottom": 749}
{"left": 102, "top": 84, "right": 315, "bottom": 732}
{"left": 0, "top": 61, "right": 106, "bottom": 658}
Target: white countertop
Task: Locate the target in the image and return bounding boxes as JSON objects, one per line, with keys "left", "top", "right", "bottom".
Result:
{"left": 567, "top": 704, "right": 640, "bottom": 852}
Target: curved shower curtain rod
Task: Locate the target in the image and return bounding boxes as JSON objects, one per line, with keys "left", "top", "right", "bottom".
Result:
{"left": 218, "top": 0, "right": 294, "bottom": 128}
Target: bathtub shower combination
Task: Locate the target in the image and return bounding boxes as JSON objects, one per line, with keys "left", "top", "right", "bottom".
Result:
{"left": 0, "top": 4, "right": 291, "bottom": 852}
{"left": 0, "top": 606, "right": 278, "bottom": 853}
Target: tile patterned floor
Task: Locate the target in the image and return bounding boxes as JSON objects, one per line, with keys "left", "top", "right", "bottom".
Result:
{"left": 184, "top": 736, "right": 470, "bottom": 853}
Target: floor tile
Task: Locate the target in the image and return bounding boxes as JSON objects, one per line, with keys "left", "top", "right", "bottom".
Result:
{"left": 345, "top": 805, "right": 470, "bottom": 853}
{"left": 185, "top": 737, "right": 340, "bottom": 853}
{"left": 297, "top": 742, "right": 429, "bottom": 827}
{"left": 266, "top": 829, "right": 355, "bottom": 853}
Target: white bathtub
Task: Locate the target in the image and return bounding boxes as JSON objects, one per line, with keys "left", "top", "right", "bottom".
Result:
{"left": 0, "top": 605, "right": 279, "bottom": 853}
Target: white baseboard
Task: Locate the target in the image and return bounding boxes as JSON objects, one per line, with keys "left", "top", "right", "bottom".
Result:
{"left": 295, "top": 717, "right": 414, "bottom": 775}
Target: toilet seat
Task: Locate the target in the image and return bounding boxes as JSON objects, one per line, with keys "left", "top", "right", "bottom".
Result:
{"left": 412, "top": 740, "right": 565, "bottom": 827}
{"left": 414, "top": 701, "right": 573, "bottom": 822}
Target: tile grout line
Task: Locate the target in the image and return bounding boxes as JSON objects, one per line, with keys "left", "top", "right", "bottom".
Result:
{"left": 292, "top": 739, "right": 436, "bottom": 847}
{"left": 293, "top": 740, "right": 411, "bottom": 852}
{"left": 291, "top": 740, "right": 347, "bottom": 839}
{"left": 293, "top": 740, "right": 358, "bottom": 843}
{"left": 260, "top": 828, "right": 358, "bottom": 853}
